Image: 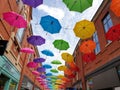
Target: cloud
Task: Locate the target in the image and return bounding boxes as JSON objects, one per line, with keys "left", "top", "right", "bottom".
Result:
{"left": 37, "top": 4, "right": 65, "bottom": 20}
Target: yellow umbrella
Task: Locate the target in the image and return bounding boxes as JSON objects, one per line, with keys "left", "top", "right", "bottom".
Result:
{"left": 61, "top": 52, "right": 73, "bottom": 62}
{"left": 57, "top": 75, "right": 65, "bottom": 79}
{"left": 73, "top": 19, "right": 95, "bottom": 39}
{"left": 58, "top": 65, "right": 67, "bottom": 71}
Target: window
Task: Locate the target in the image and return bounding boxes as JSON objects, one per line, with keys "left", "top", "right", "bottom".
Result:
{"left": 93, "top": 32, "right": 100, "bottom": 54}
{"left": 16, "top": 28, "right": 25, "bottom": 43}
{"left": 102, "top": 13, "right": 113, "bottom": 43}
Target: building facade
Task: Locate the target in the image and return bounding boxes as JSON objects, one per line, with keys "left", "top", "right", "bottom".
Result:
{"left": 0, "top": 0, "right": 41, "bottom": 90}
{"left": 68, "top": 0, "right": 120, "bottom": 90}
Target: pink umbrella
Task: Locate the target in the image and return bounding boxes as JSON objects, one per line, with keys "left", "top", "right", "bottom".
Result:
{"left": 3, "top": 11, "right": 27, "bottom": 28}
{"left": 32, "top": 71, "right": 40, "bottom": 76}
{"left": 20, "top": 48, "right": 34, "bottom": 53}
{"left": 27, "top": 62, "right": 38, "bottom": 68}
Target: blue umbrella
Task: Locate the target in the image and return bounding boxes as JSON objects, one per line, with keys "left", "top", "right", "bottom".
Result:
{"left": 41, "top": 49, "right": 54, "bottom": 56}
{"left": 42, "top": 64, "right": 52, "bottom": 69}
{"left": 46, "top": 73, "right": 53, "bottom": 76}
{"left": 40, "top": 15, "right": 62, "bottom": 34}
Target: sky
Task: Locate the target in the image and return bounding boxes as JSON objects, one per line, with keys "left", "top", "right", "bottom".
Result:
{"left": 31, "top": 0, "right": 103, "bottom": 75}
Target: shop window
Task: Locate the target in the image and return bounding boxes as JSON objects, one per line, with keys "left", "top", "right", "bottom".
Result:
{"left": 93, "top": 32, "right": 100, "bottom": 54}
{"left": 102, "top": 13, "right": 113, "bottom": 43}
{"left": 16, "top": 28, "right": 25, "bottom": 44}
{"left": 86, "top": 78, "right": 93, "bottom": 90}
{"left": 9, "top": 80, "right": 17, "bottom": 90}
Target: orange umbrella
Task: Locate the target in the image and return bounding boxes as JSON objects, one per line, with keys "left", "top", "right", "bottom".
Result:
{"left": 110, "top": 0, "right": 120, "bottom": 17}
{"left": 64, "top": 68, "right": 73, "bottom": 75}
{"left": 68, "top": 62, "right": 79, "bottom": 72}
{"left": 80, "top": 40, "right": 96, "bottom": 54}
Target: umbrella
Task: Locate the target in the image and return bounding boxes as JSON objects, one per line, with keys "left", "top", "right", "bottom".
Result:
{"left": 20, "top": 48, "right": 34, "bottom": 53}
{"left": 68, "top": 62, "right": 79, "bottom": 72}
{"left": 27, "top": 35, "right": 45, "bottom": 46}
{"left": 57, "top": 75, "right": 64, "bottom": 79}
{"left": 53, "top": 39, "right": 69, "bottom": 50}
{"left": 82, "top": 52, "right": 96, "bottom": 63}
{"left": 32, "top": 71, "right": 40, "bottom": 76}
{"left": 42, "top": 64, "right": 52, "bottom": 69}
{"left": 61, "top": 52, "right": 73, "bottom": 62}
{"left": 27, "top": 62, "right": 38, "bottom": 68}
{"left": 40, "top": 74, "right": 46, "bottom": 79}
{"left": 33, "top": 57, "right": 45, "bottom": 63}
{"left": 41, "top": 49, "right": 54, "bottom": 56}
{"left": 3, "top": 11, "right": 27, "bottom": 28}
{"left": 46, "top": 73, "right": 53, "bottom": 76}
{"left": 58, "top": 65, "right": 67, "bottom": 71}
{"left": 50, "top": 69, "right": 58, "bottom": 73}
{"left": 73, "top": 19, "right": 95, "bottom": 39}
{"left": 22, "top": 0, "right": 43, "bottom": 8}
{"left": 37, "top": 67, "right": 46, "bottom": 72}
{"left": 110, "top": 0, "right": 120, "bottom": 17}
{"left": 51, "top": 60, "right": 62, "bottom": 65}
{"left": 106, "top": 24, "right": 120, "bottom": 41}
{"left": 63, "top": 0, "right": 93, "bottom": 13}
{"left": 40, "top": 15, "right": 62, "bottom": 34}
{"left": 80, "top": 40, "right": 96, "bottom": 54}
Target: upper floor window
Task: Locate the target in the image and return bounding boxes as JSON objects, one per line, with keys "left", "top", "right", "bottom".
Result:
{"left": 102, "top": 13, "right": 113, "bottom": 43}
{"left": 16, "top": 28, "right": 25, "bottom": 44}
{"left": 102, "top": 13, "right": 113, "bottom": 33}
{"left": 93, "top": 32, "right": 100, "bottom": 54}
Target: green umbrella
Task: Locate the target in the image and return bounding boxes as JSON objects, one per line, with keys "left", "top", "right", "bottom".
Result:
{"left": 53, "top": 39, "right": 69, "bottom": 50}
{"left": 50, "top": 69, "right": 59, "bottom": 73}
{"left": 63, "top": 0, "right": 93, "bottom": 13}
{"left": 51, "top": 60, "right": 62, "bottom": 65}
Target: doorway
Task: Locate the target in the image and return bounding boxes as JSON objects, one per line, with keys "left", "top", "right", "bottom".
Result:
{"left": 0, "top": 73, "right": 9, "bottom": 90}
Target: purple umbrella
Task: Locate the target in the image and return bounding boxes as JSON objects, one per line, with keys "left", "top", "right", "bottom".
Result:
{"left": 40, "top": 74, "right": 46, "bottom": 79}
{"left": 37, "top": 67, "right": 46, "bottom": 72}
{"left": 22, "top": 0, "right": 43, "bottom": 8}
{"left": 27, "top": 35, "right": 45, "bottom": 46}
{"left": 33, "top": 58, "right": 45, "bottom": 63}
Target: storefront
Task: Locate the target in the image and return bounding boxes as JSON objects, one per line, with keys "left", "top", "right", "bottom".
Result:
{"left": 0, "top": 56, "right": 20, "bottom": 90}
{"left": 21, "top": 76, "right": 34, "bottom": 90}
{"left": 86, "top": 58, "right": 120, "bottom": 90}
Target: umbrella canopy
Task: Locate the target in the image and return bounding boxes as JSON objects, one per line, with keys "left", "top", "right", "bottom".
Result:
{"left": 32, "top": 71, "right": 40, "bottom": 76}
{"left": 50, "top": 69, "right": 58, "bottom": 73}
{"left": 68, "top": 62, "right": 79, "bottom": 72}
{"left": 20, "top": 48, "right": 34, "bottom": 53}
{"left": 42, "top": 64, "right": 52, "bottom": 69}
{"left": 37, "top": 67, "right": 46, "bottom": 72}
{"left": 82, "top": 52, "right": 96, "bottom": 63}
{"left": 40, "top": 15, "right": 62, "bottom": 34}
{"left": 27, "top": 62, "right": 38, "bottom": 68}
{"left": 106, "top": 24, "right": 120, "bottom": 41}
{"left": 80, "top": 40, "right": 96, "bottom": 54}
{"left": 27, "top": 35, "right": 45, "bottom": 46}
{"left": 22, "top": 0, "right": 43, "bottom": 8}
{"left": 53, "top": 39, "right": 69, "bottom": 50}
{"left": 61, "top": 52, "right": 73, "bottom": 62}
{"left": 73, "top": 19, "right": 95, "bottom": 39}
{"left": 51, "top": 60, "right": 62, "bottom": 65}
{"left": 41, "top": 49, "right": 54, "bottom": 56}
{"left": 63, "top": 0, "right": 93, "bottom": 13}
{"left": 40, "top": 74, "right": 46, "bottom": 79}
{"left": 33, "top": 58, "right": 45, "bottom": 63}
{"left": 110, "top": 0, "right": 120, "bottom": 17}
{"left": 3, "top": 11, "right": 27, "bottom": 28}
{"left": 46, "top": 73, "right": 53, "bottom": 76}
{"left": 58, "top": 65, "right": 67, "bottom": 71}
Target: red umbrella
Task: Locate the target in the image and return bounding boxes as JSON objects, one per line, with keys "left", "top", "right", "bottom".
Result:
{"left": 68, "top": 62, "right": 79, "bottom": 72}
{"left": 3, "top": 11, "right": 27, "bottom": 28}
{"left": 82, "top": 52, "right": 96, "bottom": 63}
{"left": 106, "top": 24, "right": 120, "bottom": 41}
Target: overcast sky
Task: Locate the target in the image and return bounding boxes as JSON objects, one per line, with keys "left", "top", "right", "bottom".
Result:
{"left": 31, "top": 0, "right": 103, "bottom": 75}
